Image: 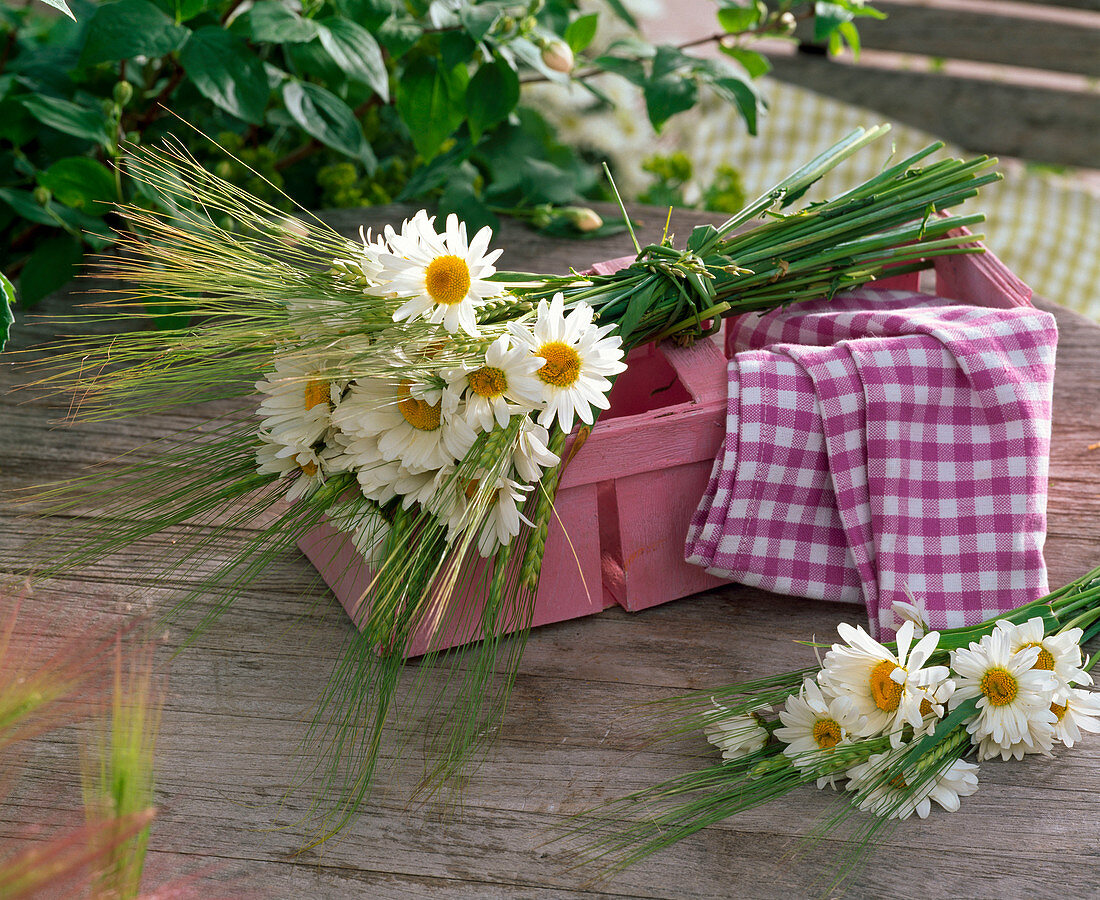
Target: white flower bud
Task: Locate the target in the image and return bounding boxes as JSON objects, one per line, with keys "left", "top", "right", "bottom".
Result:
{"left": 541, "top": 38, "right": 574, "bottom": 73}
{"left": 565, "top": 207, "right": 603, "bottom": 232}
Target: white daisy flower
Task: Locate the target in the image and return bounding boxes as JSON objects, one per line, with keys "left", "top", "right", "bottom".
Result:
{"left": 892, "top": 585, "right": 931, "bottom": 639}
{"left": 326, "top": 501, "right": 391, "bottom": 569}
{"left": 396, "top": 464, "right": 448, "bottom": 510}
{"left": 256, "top": 350, "right": 345, "bottom": 454}
{"left": 846, "top": 750, "right": 979, "bottom": 820}
{"left": 326, "top": 430, "right": 401, "bottom": 504}
{"left": 976, "top": 720, "right": 1055, "bottom": 761}
{"left": 703, "top": 699, "right": 770, "bottom": 763}
{"left": 508, "top": 293, "right": 627, "bottom": 433}
{"left": 912, "top": 676, "right": 956, "bottom": 738}
{"left": 332, "top": 225, "right": 388, "bottom": 287}
{"left": 333, "top": 376, "right": 476, "bottom": 474}
{"left": 995, "top": 617, "right": 1091, "bottom": 700}
{"left": 474, "top": 475, "right": 534, "bottom": 557}
{"left": 424, "top": 469, "right": 532, "bottom": 557}
{"left": 256, "top": 433, "right": 326, "bottom": 502}
{"left": 774, "top": 678, "right": 866, "bottom": 787}
{"left": 446, "top": 334, "right": 544, "bottom": 432}
{"left": 1050, "top": 688, "right": 1100, "bottom": 748}
{"left": 510, "top": 417, "right": 560, "bottom": 484}
{"left": 949, "top": 629, "right": 1059, "bottom": 748}
{"left": 382, "top": 211, "right": 503, "bottom": 336}
{"left": 819, "top": 620, "right": 950, "bottom": 746}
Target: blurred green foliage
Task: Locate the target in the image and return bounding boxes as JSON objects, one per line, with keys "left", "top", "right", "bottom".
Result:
{"left": 0, "top": 0, "right": 878, "bottom": 318}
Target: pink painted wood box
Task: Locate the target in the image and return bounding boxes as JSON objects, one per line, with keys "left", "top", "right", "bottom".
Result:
{"left": 299, "top": 228, "right": 1030, "bottom": 656}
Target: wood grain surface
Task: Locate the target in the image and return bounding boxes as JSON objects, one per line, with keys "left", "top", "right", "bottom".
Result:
{"left": 764, "top": 0, "right": 1100, "bottom": 168}
{"left": 2, "top": 204, "right": 1099, "bottom": 899}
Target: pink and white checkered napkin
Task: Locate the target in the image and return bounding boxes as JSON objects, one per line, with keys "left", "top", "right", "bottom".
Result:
{"left": 685, "top": 287, "right": 1058, "bottom": 637}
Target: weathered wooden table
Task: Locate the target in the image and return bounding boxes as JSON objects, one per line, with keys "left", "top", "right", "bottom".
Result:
{"left": 3, "top": 205, "right": 1099, "bottom": 899}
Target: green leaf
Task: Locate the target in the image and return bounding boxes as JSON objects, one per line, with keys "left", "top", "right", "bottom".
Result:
{"left": 0, "top": 270, "right": 14, "bottom": 352}
{"left": 709, "top": 74, "right": 762, "bottom": 135}
{"left": 175, "top": 0, "right": 217, "bottom": 23}
{"left": 38, "top": 157, "right": 118, "bottom": 214}
{"left": 651, "top": 44, "right": 687, "bottom": 80}
{"left": 459, "top": 3, "right": 500, "bottom": 42}
{"left": 602, "top": 0, "right": 638, "bottom": 29}
{"left": 396, "top": 139, "right": 472, "bottom": 201}
{"left": 814, "top": 1, "right": 854, "bottom": 44}
{"left": 336, "top": 0, "right": 400, "bottom": 31}
{"left": 644, "top": 50, "right": 697, "bottom": 132}
{"left": 517, "top": 159, "right": 576, "bottom": 205}
{"left": 316, "top": 16, "right": 389, "bottom": 101}
{"left": 0, "top": 188, "right": 117, "bottom": 248}
{"left": 564, "top": 13, "right": 598, "bottom": 54}
{"left": 837, "top": 20, "right": 861, "bottom": 58}
{"left": 717, "top": 2, "right": 760, "bottom": 34}
{"left": 593, "top": 53, "right": 647, "bottom": 86}
{"left": 0, "top": 187, "right": 64, "bottom": 227}
{"left": 720, "top": 45, "right": 771, "bottom": 79}
{"left": 466, "top": 58, "right": 519, "bottom": 142}
{"left": 0, "top": 98, "right": 38, "bottom": 146}
{"left": 20, "top": 95, "right": 110, "bottom": 148}
{"left": 80, "top": 0, "right": 189, "bottom": 67}
{"left": 440, "top": 30, "right": 476, "bottom": 72}
{"left": 180, "top": 27, "right": 270, "bottom": 125}
{"left": 686, "top": 224, "right": 719, "bottom": 253}
{"left": 377, "top": 14, "right": 422, "bottom": 59}
{"left": 395, "top": 57, "right": 468, "bottom": 162}
{"left": 37, "top": 0, "right": 76, "bottom": 21}
{"left": 18, "top": 234, "right": 83, "bottom": 307}
{"left": 439, "top": 175, "right": 497, "bottom": 236}
{"left": 281, "top": 80, "right": 376, "bottom": 170}
{"left": 240, "top": 2, "right": 320, "bottom": 43}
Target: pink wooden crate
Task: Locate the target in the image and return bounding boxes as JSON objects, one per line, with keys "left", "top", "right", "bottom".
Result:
{"left": 299, "top": 229, "right": 1030, "bottom": 656}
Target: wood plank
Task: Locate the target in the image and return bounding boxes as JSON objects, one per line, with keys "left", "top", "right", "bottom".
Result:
{"left": 764, "top": 52, "right": 1100, "bottom": 167}
{"left": 836, "top": 0, "right": 1100, "bottom": 77}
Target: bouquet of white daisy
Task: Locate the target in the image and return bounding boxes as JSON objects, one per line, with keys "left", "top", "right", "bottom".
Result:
{"left": 566, "top": 565, "right": 1100, "bottom": 881}
{"left": 24, "top": 125, "right": 1003, "bottom": 841}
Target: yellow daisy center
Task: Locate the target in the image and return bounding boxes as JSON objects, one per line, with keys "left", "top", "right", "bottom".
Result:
{"left": 300, "top": 461, "right": 318, "bottom": 477}
{"left": 536, "top": 341, "right": 582, "bottom": 387}
{"left": 468, "top": 366, "right": 508, "bottom": 398}
{"left": 424, "top": 255, "right": 471, "bottom": 306}
{"left": 811, "top": 718, "right": 842, "bottom": 750}
{"left": 1024, "top": 642, "right": 1056, "bottom": 671}
{"left": 870, "top": 660, "right": 903, "bottom": 712}
{"left": 1051, "top": 700, "right": 1068, "bottom": 722}
{"left": 397, "top": 384, "right": 442, "bottom": 432}
{"left": 889, "top": 773, "right": 909, "bottom": 790}
{"left": 919, "top": 697, "right": 935, "bottom": 718}
{"left": 980, "top": 667, "right": 1018, "bottom": 706}
{"left": 304, "top": 377, "right": 329, "bottom": 411}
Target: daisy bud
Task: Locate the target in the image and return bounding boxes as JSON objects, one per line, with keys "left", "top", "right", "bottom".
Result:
{"left": 565, "top": 207, "right": 603, "bottom": 232}
{"left": 277, "top": 216, "right": 310, "bottom": 246}
{"left": 541, "top": 38, "right": 575, "bottom": 73}
{"left": 113, "top": 80, "right": 134, "bottom": 107}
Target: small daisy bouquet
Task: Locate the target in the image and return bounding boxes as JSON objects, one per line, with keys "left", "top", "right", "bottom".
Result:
{"left": 567, "top": 565, "right": 1100, "bottom": 879}
{"left": 27, "top": 125, "right": 1003, "bottom": 838}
